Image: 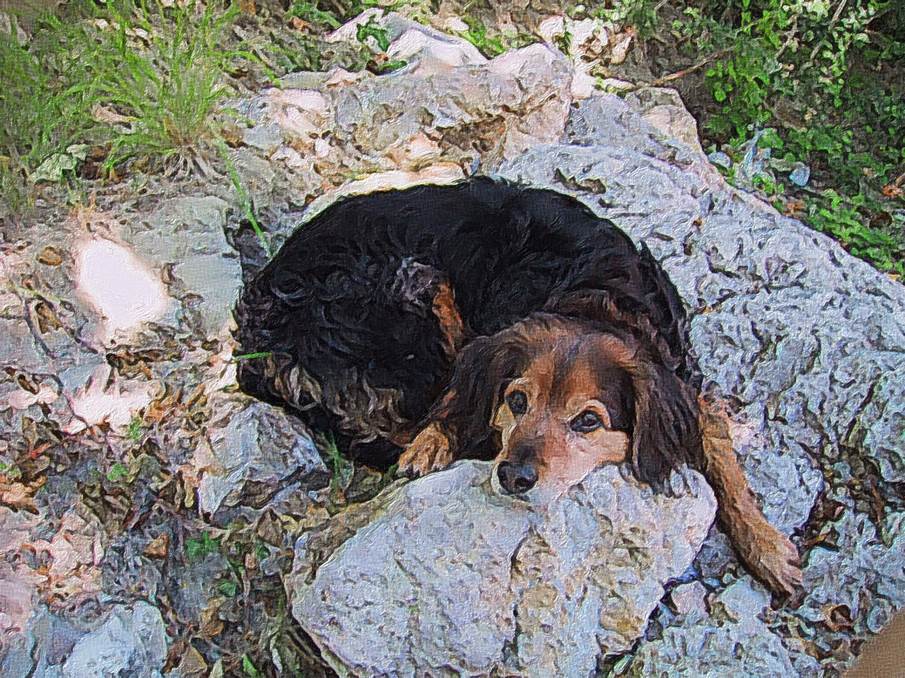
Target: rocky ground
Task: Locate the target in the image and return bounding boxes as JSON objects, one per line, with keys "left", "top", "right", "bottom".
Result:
{"left": 1, "top": 10, "right": 904, "bottom": 678}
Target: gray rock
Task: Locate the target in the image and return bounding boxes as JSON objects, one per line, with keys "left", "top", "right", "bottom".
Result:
{"left": 198, "top": 400, "right": 330, "bottom": 516}
{"left": 625, "top": 577, "right": 822, "bottom": 677}
{"left": 125, "top": 196, "right": 242, "bottom": 338}
{"left": 0, "top": 607, "right": 80, "bottom": 678}
{"left": 707, "top": 150, "right": 732, "bottom": 169}
{"left": 0, "top": 317, "right": 48, "bottom": 372}
{"left": 628, "top": 594, "right": 811, "bottom": 677}
{"left": 287, "top": 461, "right": 716, "bottom": 677}
{"left": 670, "top": 581, "right": 708, "bottom": 615}
{"left": 60, "top": 602, "right": 168, "bottom": 678}
{"left": 789, "top": 163, "right": 810, "bottom": 187}
{"left": 329, "top": 43, "right": 572, "bottom": 167}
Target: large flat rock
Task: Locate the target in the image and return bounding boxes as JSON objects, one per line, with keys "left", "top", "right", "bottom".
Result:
{"left": 286, "top": 461, "right": 716, "bottom": 677}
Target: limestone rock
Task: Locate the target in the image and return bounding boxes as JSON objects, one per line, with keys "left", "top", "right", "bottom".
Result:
{"left": 60, "top": 602, "right": 168, "bottom": 678}
{"left": 197, "top": 400, "right": 330, "bottom": 517}
{"left": 286, "top": 461, "right": 716, "bottom": 676}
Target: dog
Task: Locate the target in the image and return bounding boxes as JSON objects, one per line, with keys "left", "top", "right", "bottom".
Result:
{"left": 235, "top": 176, "right": 802, "bottom": 596}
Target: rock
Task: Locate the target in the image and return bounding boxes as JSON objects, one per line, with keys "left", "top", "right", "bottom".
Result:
{"left": 626, "top": 577, "right": 822, "bottom": 676}
{"left": 859, "top": 371, "right": 905, "bottom": 483}
{"left": 623, "top": 87, "right": 705, "bottom": 154}
{"left": 0, "top": 606, "right": 83, "bottom": 678}
{"left": 60, "top": 602, "right": 168, "bottom": 678}
{"left": 197, "top": 400, "right": 330, "bottom": 516}
{"left": 627, "top": 601, "right": 811, "bottom": 677}
{"left": 0, "top": 318, "right": 48, "bottom": 372}
{"left": 707, "top": 150, "right": 732, "bottom": 169}
{"left": 328, "top": 43, "right": 572, "bottom": 166}
{"left": 286, "top": 461, "right": 716, "bottom": 676}
{"left": 125, "top": 196, "right": 241, "bottom": 339}
{"left": 789, "top": 162, "right": 810, "bottom": 187}
{"left": 670, "top": 581, "right": 708, "bottom": 616}
{"left": 74, "top": 238, "right": 173, "bottom": 344}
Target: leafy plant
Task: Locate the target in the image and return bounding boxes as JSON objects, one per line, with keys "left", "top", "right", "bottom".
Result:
{"left": 356, "top": 17, "right": 391, "bottom": 52}
{"left": 460, "top": 16, "right": 507, "bottom": 57}
{"left": 666, "top": 0, "right": 904, "bottom": 276}
{"left": 185, "top": 532, "right": 221, "bottom": 561}
{"left": 106, "top": 462, "right": 130, "bottom": 483}
{"left": 242, "top": 654, "right": 262, "bottom": 677}
{"left": 287, "top": 0, "right": 342, "bottom": 29}
{"left": 806, "top": 190, "right": 904, "bottom": 276}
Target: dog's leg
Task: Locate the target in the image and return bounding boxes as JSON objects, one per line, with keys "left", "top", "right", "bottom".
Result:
{"left": 393, "top": 259, "right": 468, "bottom": 360}
{"left": 432, "top": 280, "right": 467, "bottom": 358}
{"left": 699, "top": 397, "right": 802, "bottom": 597}
{"left": 397, "top": 420, "right": 454, "bottom": 476}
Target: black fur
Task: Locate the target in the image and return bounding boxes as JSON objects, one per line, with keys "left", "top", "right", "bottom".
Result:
{"left": 235, "top": 176, "right": 701, "bottom": 483}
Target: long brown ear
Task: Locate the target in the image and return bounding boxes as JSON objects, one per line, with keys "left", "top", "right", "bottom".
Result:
{"left": 425, "top": 326, "right": 530, "bottom": 460}
{"left": 629, "top": 361, "right": 702, "bottom": 491}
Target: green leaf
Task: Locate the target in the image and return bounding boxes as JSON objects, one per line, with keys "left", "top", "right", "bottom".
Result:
{"left": 242, "top": 654, "right": 261, "bottom": 678}
{"left": 106, "top": 462, "right": 129, "bottom": 483}
{"left": 217, "top": 580, "right": 239, "bottom": 597}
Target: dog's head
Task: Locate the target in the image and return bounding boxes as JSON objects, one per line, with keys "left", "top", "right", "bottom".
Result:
{"left": 446, "top": 314, "right": 701, "bottom": 498}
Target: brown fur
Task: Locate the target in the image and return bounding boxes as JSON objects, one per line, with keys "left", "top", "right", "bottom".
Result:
{"left": 698, "top": 396, "right": 802, "bottom": 596}
{"left": 432, "top": 280, "right": 468, "bottom": 358}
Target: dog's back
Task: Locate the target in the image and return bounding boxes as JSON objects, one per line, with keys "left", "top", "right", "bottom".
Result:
{"left": 235, "top": 177, "right": 696, "bottom": 445}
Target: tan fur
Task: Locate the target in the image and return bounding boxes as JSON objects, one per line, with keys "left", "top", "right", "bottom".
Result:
{"left": 398, "top": 422, "right": 453, "bottom": 476}
{"left": 266, "top": 355, "right": 411, "bottom": 444}
{"left": 432, "top": 280, "right": 467, "bottom": 357}
{"left": 491, "top": 333, "right": 632, "bottom": 492}
{"left": 698, "top": 396, "right": 802, "bottom": 596}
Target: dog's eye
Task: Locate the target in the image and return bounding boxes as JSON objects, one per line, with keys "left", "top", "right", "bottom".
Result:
{"left": 507, "top": 390, "right": 528, "bottom": 415}
{"left": 571, "top": 410, "right": 603, "bottom": 433}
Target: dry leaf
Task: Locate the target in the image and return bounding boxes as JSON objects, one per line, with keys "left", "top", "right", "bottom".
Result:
{"left": 37, "top": 246, "right": 63, "bottom": 266}
{"left": 144, "top": 533, "right": 169, "bottom": 559}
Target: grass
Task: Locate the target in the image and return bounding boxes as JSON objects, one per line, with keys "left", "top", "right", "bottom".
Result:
{"left": 0, "top": 11, "right": 106, "bottom": 211}
{"left": 218, "top": 138, "right": 271, "bottom": 256}
{"left": 0, "top": 0, "right": 253, "bottom": 212}
{"left": 321, "top": 432, "right": 353, "bottom": 499}
{"left": 96, "top": 0, "right": 247, "bottom": 174}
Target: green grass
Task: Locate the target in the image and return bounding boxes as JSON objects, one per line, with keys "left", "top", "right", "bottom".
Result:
{"left": 321, "top": 432, "right": 353, "bottom": 498}
{"left": 97, "top": 0, "right": 243, "bottom": 173}
{"left": 218, "top": 138, "right": 271, "bottom": 256}
{"left": 0, "top": 0, "right": 253, "bottom": 211}
{"left": 0, "top": 11, "right": 106, "bottom": 210}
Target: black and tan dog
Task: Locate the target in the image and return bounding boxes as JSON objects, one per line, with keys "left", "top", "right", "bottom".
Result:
{"left": 235, "top": 176, "right": 801, "bottom": 595}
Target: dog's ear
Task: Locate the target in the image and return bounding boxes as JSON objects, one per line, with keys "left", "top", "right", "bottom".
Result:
{"left": 427, "top": 328, "right": 528, "bottom": 459}
{"left": 629, "top": 361, "right": 702, "bottom": 491}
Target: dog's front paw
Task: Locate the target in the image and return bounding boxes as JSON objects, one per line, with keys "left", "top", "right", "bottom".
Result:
{"left": 756, "top": 531, "right": 803, "bottom": 598}
{"left": 741, "top": 524, "right": 803, "bottom": 599}
{"left": 397, "top": 423, "right": 453, "bottom": 477}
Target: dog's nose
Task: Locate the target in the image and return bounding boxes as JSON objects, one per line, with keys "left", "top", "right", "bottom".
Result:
{"left": 497, "top": 461, "right": 538, "bottom": 494}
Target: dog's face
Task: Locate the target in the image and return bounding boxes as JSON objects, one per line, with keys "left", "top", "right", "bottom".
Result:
{"left": 490, "top": 329, "right": 635, "bottom": 497}
{"left": 462, "top": 315, "right": 699, "bottom": 500}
